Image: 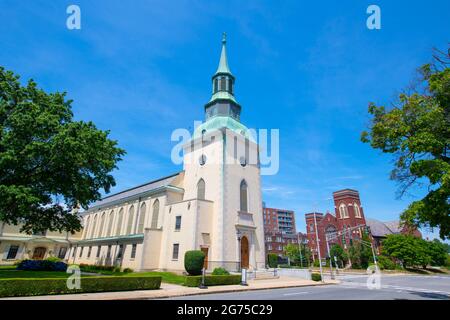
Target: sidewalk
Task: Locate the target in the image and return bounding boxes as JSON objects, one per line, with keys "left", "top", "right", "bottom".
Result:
{"left": 1, "top": 276, "right": 339, "bottom": 300}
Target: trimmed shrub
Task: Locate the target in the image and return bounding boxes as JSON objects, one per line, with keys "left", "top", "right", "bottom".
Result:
{"left": 212, "top": 267, "right": 230, "bottom": 275}
{"left": 376, "top": 255, "right": 397, "bottom": 270}
{"left": 17, "top": 259, "right": 67, "bottom": 272}
{"left": 184, "top": 250, "right": 205, "bottom": 276}
{"left": 78, "top": 264, "right": 115, "bottom": 273}
{"left": 0, "top": 276, "right": 161, "bottom": 298}
{"left": 311, "top": 273, "right": 321, "bottom": 281}
{"left": 268, "top": 254, "right": 278, "bottom": 268}
{"left": 46, "top": 257, "right": 62, "bottom": 263}
{"left": 184, "top": 275, "right": 241, "bottom": 287}
{"left": 123, "top": 268, "right": 134, "bottom": 273}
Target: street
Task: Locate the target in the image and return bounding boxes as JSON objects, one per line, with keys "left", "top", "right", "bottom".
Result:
{"left": 163, "top": 274, "right": 450, "bottom": 300}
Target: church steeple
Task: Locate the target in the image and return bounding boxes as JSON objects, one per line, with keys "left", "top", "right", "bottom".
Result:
{"left": 205, "top": 33, "right": 241, "bottom": 121}
{"left": 215, "top": 33, "right": 232, "bottom": 75}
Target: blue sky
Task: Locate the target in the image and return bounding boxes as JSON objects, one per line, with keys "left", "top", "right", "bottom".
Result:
{"left": 1, "top": 0, "right": 449, "bottom": 240}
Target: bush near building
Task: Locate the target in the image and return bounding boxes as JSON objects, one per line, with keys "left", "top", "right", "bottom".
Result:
{"left": 376, "top": 255, "right": 398, "bottom": 270}
{"left": 184, "top": 250, "right": 205, "bottom": 276}
{"left": 311, "top": 273, "right": 321, "bottom": 281}
{"left": 212, "top": 267, "right": 230, "bottom": 275}
{"left": 268, "top": 253, "right": 278, "bottom": 268}
{"left": 17, "top": 259, "right": 68, "bottom": 272}
{"left": 0, "top": 276, "right": 161, "bottom": 298}
{"left": 184, "top": 275, "right": 241, "bottom": 287}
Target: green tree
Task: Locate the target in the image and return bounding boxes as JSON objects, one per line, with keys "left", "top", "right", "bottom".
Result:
{"left": 347, "top": 234, "right": 373, "bottom": 269}
{"left": 284, "top": 243, "right": 299, "bottom": 263}
{"left": 329, "top": 244, "right": 347, "bottom": 268}
{"left": 361, "top": 50, "right": 450, "bottom": 240}
{"left": 426, "top": 239, "right": 448, "bottom": 266}
{"left": 381, "top": 234, "right": 431, "bottom": 268}
{"left": 0, "top": 67, "right": 125, "bottom": 234}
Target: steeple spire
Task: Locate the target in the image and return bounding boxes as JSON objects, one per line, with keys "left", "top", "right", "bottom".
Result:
{"left": 204, "top": 33, "right": 241, "bottom": 122}
{"left": 215, "top": 32, "right": 232, "bottom": 75}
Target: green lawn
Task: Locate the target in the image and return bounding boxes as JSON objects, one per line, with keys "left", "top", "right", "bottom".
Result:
{"left": 0, "top": 265, "right": 16, "bottom": 270}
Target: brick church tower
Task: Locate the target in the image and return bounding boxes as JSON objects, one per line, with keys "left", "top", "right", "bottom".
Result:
{"left": 305, "top": 189, "right": 368, "bottom": 260}
{"left": 333, "top": 189, "right": 367, "bottom": 242}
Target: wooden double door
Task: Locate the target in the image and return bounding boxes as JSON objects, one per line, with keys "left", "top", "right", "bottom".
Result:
{"left": 240, "top": 236, "right": 249, "bottom": 269}
{"left": 32, "top": 247, "right": 47, "bottom": 260}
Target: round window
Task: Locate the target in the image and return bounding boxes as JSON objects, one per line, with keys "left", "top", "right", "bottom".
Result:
{"left": 239, "top": 156, "right": 247, "bottom": 167}
{"left": 199, "top": 154, "right": 207, "bottom": 166}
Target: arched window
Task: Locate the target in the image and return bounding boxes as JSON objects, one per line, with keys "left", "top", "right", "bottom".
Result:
{"left": 240, "top": 180, "right": 248, "bottom": 212}
{"left": 214, "top": 79, "right": 218, "bottom": 93}
{"left": 98, "top": 212, "right": 106, "bottom": 238}
{"left": 151, "top": 199, "right": 160, "bottom": 229}
{"left": 90, "top": 215, "right": 97, "bottom": 239}
{"left": 197, "top": 179, "right": 205, "bottom": 200}
{"left": 220, "top": 77, "right": 226, "bottom": 91}
{"left": 126, "top": 206, "right": 135, "bottom": 235}
{"left": 116, "top": 208, "right": 124, "bottom": 235}
{"left": 106, "top": 211, "right": 114, "bottom": 236}
{"left": 228, "top": 78, "right": 233, "bottom": 94}
{"left": 137, "top": 202, "right": 147, "bottom": 234}
{"left": 339, "top": 203, "right": 348, "bottom": 219}
{"left": 83, "top": 216, "right": 90, "bottom": 239}
{"left": 354, "top": 203, "right": 361, "bottom": 218}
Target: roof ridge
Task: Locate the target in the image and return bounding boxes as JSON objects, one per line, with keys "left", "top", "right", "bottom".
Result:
{"left": 100, "top": 172, "right": 181, "bottom": 201}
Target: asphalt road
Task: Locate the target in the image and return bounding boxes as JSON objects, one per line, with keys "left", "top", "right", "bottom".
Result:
{"left": 163, "top": 274, "right": 450, "bottom": 300}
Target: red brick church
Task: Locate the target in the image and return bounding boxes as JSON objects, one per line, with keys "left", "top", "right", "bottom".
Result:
{"left": 305, "top": 189, "right": 421, "bottom": 261}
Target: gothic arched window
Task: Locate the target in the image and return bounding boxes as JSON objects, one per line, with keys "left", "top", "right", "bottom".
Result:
{"left": 90, "top": 215, "right": 97, "bottom": 239}
{"left": 126, "top": 205, "right": 135, "bottom": 235}
{"left": 137, "top": 202, "right": 147, "bottom": 233}
{"left": 339, "top": 203, "right": 349, "bottom": 219}
{"left": 98, "top": 212, "right": 106, "bottom": 238}
{"left": 151, "top": 199, "right": 160, "bottom": 229}
{"left": 354, "top": 203, "right": 361, "bottom": 218}
{"left": 220, "top": 77, "right": 226, "bottom": 91}
{"left": 107, "top": 211, "right": 114, "bottom": 236}
{"left": 83, "top": 216, "right": 90, "bottom": 239}
{"left": 116, "top": 208, "right": 124, "bottom": 235}
{"left": 197, "top": 179, "right": 206, "bottom": 200}
{"left": 240, "top": 180, "right": 248, "bottom": 212}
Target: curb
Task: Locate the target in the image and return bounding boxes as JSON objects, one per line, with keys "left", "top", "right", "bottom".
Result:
{"left": 124, "top": 281, "right": 338, "bottom": 300}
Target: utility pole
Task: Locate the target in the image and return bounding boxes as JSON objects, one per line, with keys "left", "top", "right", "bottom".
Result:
{"left": 297, "top": 233, "right": 303, "bottom": 268}
{"left": 312, "top": 211, "right": 324, "bottom": 282}
{"left": 325, "top": 234, "right": 335, "bottom": 280}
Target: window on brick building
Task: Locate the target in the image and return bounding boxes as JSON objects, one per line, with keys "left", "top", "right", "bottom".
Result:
{"left": 339, "top": 203, "right": 349, "bottom": 218}
{"left": 354, "top": 203, "right": 361, "bottom": 218}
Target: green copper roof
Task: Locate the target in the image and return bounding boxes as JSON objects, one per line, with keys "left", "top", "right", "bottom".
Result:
{"left": 215, "top": 33, "right": 232, "bottom": 76}
{"left": 193, "top": 116, "right": 255, "bottom": 142}
{"left": 208, "top": 91, "right": 237, "bottom": 104}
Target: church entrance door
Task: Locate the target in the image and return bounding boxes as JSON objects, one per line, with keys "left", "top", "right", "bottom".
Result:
{"left": 240, "top": 236, "right": 249, "bottom": 269}
{"left": 32, "top": 247, "right": 46, "bottom": 260}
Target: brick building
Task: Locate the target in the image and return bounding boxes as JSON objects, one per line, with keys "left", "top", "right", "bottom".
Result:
{"left": 305, "top": 189, "right": 367, "bottom": 260}
{"left": 263, "top": 207, "right": 304, "bottom": 257}
{"left": 305, "top": 189, "right": 422, "bottom": 261}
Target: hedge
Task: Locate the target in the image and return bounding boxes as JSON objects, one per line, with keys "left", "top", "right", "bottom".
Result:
{"left": 184, "top": 275, "right": 241, "bottom": 287}
{"left": 78, "top": 264, "right": 116, "bottom": 272}
{"left": 0, "top": 276, "right": 161, "bottom": 298}
{"left": 311, "top": 273, "right": 322, "bottom": 281}
{"left": 17, "top": 259, "right": 67, "bottom": 272}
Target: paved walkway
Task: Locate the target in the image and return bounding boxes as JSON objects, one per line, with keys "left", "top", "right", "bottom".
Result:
{"left": 1, "top": 276, "right": 338, "bottom": 300}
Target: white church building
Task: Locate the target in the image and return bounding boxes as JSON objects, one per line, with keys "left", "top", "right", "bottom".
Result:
{"left": 0, "top": 35, "right": 266, "bottom": 272}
